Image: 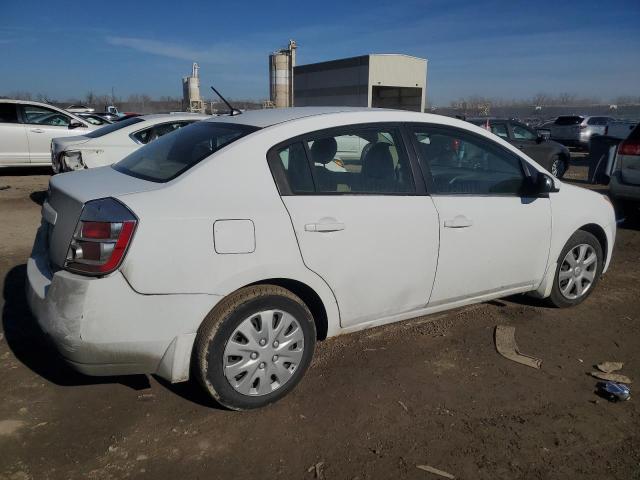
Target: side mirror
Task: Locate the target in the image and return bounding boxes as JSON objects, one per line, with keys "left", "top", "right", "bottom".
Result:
{"left": 68, "top": 121, "right": 84, "bottom": 130}
{"left": 535, "top": 173, "right": 557, "bottom": 194}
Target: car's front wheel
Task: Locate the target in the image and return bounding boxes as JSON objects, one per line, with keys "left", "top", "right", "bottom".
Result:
{"left": 194, "top": 285, "right": 316, "bottom": 410}
{"left": 550, "top": 155, "right": 565, "bottom": 178}
{"left": 549, "top": 230, "right": 603, "bottom": 308}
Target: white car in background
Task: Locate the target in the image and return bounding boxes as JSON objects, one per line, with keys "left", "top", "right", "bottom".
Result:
{"left": 66, "top": 104, "right": 95, "bottom": 113}
{"left": 27, "top": 108, "right": 616, "bottom": 410}
{"left": 51, "top": 113, "right": 209, "bottom": 172}
{"left": 0, "top": 99, "right": 98, "bottom": 167}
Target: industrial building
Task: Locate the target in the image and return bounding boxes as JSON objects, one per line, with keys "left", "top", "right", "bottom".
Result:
{"left": 293, "top": 54, "right": 427, "bottom": 112}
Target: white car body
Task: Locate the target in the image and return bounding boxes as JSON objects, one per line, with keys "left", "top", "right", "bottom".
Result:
{"left": 51, "top": 113, "right": 209, "bottom": 172}
{"left": 0, "top": 99, "right": 98, "bottom": 166}
{"left": 27, "top": 108, "right": 616, "bottom": 401}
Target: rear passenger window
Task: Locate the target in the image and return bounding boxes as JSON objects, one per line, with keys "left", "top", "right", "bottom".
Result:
{"left": 0, "top": 103, "right": 18, "bottom": 123}
{"left": 132, "top": 121, "right": 192, "bottom": 145}
{"left": 305, "top": 127, "right": 414, "bottom": 194}
{"left": 412, "top": 127, "right": 525, "bottom": 195}
{"left": 276, "top": 142, "right": 314, "bottom": 193}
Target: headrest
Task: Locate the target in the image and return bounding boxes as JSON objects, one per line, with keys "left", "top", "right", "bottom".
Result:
{"left": 362, "top": 143, "right": 394, "bottom": 179}
{"left": 310, "top": 137, "right": 338, "bottom": 165}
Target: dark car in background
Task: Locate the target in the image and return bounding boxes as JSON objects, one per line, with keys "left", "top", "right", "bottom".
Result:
{"left": 468, "top": 118, "right": 571, "bottom": 178}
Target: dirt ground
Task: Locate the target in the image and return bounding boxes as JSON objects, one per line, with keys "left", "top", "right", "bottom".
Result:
{"left": 1, "top": 158, "right": 639, "bottom": 480}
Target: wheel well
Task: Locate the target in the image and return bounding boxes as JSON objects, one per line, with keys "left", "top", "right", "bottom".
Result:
{"left": 579, "top": 223, "right": 608, "bottom": 263}
{"left": 248, "top": 278, "right": 328, "bottom": 340}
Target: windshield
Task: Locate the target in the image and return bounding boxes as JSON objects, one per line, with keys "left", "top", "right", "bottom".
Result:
{"left": 85, "top": 117, "right": 145, "bottom": 138}
{"left": 113, "top": 122, "right": 259, "bottom": 182}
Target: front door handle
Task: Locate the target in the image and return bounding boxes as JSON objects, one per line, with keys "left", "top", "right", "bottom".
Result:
{"left": 30, "top": 128, "right": 45, "bottom": 133}
{"left": 305, "top": 222, "right": 345, "bottom": 232}
{"left": 444, "top": 215, "right": 473, "bottom": 228}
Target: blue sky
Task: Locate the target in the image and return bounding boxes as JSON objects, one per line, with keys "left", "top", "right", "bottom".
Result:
{"left": 1, "top": 0, "right": 639, "bottom": 105}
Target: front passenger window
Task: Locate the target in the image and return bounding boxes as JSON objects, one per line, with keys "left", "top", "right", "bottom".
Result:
{"left": 512, "top": 125, "right": 537, "bottom": 141}
{"left": 412, "top": 128, "right": 526, "bottom": 195}
{"left": 22, "top": 105, "right": 72, "bottom": 126}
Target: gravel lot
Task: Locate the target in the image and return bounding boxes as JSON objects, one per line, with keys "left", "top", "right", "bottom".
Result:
{"left": 1, "top": 158, "right": 639, "bottom": 480}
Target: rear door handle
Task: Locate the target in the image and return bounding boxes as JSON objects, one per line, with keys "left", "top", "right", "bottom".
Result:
{"left": 305, "top": 222, "right": 345, "bottom": 232}
{"left": 444, "top": 215, "right": 473, "bottom": 228}
{"left": 30, "top": 128, "right": 44, "bottom": 133}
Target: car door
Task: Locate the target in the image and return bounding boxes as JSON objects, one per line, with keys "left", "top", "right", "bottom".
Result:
{"left": 19, "top": 104, "right": 89, "bottom": 164}
{"left": 509, "top": 122, "right": 552, "bottom": 169}
{"left": 269, "top": 124, "right": 440, "bottom": 328}
{"left": 0, "top": 102, "right": 29, "bottom": 165}
{"left": 409, "top": 124, "right": 551, "bottom": 305}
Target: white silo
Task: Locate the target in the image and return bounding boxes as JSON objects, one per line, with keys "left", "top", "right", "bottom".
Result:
{"left": 182, "top": 62, "right": 204, "bottom": 113}
{"left": 269, "top": 40, "right": 296, "bottom": 108}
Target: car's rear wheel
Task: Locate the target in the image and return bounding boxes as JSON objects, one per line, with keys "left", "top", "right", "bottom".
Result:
{"left": 194, "top": 285, "right": 316, "bottom": 410}
{"left": 548, "top": 230, "right": 603, "bottom": 308}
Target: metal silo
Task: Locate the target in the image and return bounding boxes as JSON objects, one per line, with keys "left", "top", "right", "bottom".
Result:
{"left": 269, "top": 40, "right": 296, "bottom": 108}
{"left": 182, "top": 62, "right": 204, "bottom": 113}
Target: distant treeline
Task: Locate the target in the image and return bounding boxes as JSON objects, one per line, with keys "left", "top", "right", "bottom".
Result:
{"left": 2, "top": 91, "right": 264, "bottom": 114}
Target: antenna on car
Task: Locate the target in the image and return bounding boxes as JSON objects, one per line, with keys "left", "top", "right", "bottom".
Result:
{"left": 210, "top": 86, "right": 241, "bottom": 116}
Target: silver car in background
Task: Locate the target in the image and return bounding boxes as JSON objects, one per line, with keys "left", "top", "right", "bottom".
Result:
{"left": 551, "top": 115, "right": 614, "bottom": 150}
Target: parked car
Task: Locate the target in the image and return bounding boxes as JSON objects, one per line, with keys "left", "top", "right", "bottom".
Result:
{"left": 0, "top": 99, "right": 98, "bottom": 167}
{"left": 550, "top": 115, "right": 614, "bottom": 150}
{"left": 605, "top": 119, "right": 637, "bottom": 140}
{"left": 535, "top": 120, "right": 556, "bottom": 138}
{"left": 75, "top": 112, "right": 113, "bottom": 126}
{"left": 27, "top": 107, "right": 616, "bottom": 410}
{"left": 66, "top": 104, "right": 95, "bottom": 113}
{"left": 609, "top": 123, "right": 640, "bottom": 214}
{"left": 51, "top": 113, "right": 208, "bottom": 172}
{"left": 468, "top": 118, "right": 570, "bottom": 177}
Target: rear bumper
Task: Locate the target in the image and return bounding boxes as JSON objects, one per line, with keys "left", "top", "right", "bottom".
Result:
{"left": 610, "top": 173, "right": 640, "bottom": 202}
{"left": 26, "top": 224, "right": 220, "bottom": 382}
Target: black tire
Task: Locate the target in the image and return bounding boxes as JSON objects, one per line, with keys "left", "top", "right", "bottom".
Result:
{"left": 550, "top": 155, "right": 564, "bottom": 178}
{"left": 194, "top": 285, "right": 316, "bottom": 410}
{"left": 548, "top": 230, "right": 604, "bottom": 308}
{"left": 613, "top": 197, "right": 638, "bottom": 224}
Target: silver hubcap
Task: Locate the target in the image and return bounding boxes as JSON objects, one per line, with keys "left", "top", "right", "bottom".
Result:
{"left": 223, "top": 310, "right": 305, "bottom": 396}
{"left": 559, "top": 244, "right": 597, "bottom": 300}
{"left": 551, "top": 160, "right": 559, "bottom": 177}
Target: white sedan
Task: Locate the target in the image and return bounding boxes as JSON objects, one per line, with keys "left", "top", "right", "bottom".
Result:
{"left": 0, "top": 99, "right": 98, "bottom": 167}
{"left": 51, "top": 113, "right": 209, "bottom": 172}
{"left": 27, "top": 107, "right": 616, "bottom": 410}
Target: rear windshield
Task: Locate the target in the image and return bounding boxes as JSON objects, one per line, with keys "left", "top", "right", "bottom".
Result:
{"left": 113, "top": 122, "right": 259, "bottom": 182}
{"left": 85, "top": 117, "right": 145, "bottom": 138}
{"left": 554, "top": 116, "right": 584, "bottom": 126}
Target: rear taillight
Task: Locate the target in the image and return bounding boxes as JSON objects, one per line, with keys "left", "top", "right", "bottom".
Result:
{"left": 618, "top": 140, "right": 640, "bottom": 156}
{"left": 65, "top": 198, "right": 137, "bottom": 276}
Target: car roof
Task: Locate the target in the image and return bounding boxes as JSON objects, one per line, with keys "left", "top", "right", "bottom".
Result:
{"left": 466, "top": 117, "right": 515, "bottom": 123}
{"left": 137, "top": 113, "right": 211, "bottom": 122}
{"left": 204, "top": 107, "right": 378, "bottom": 128}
